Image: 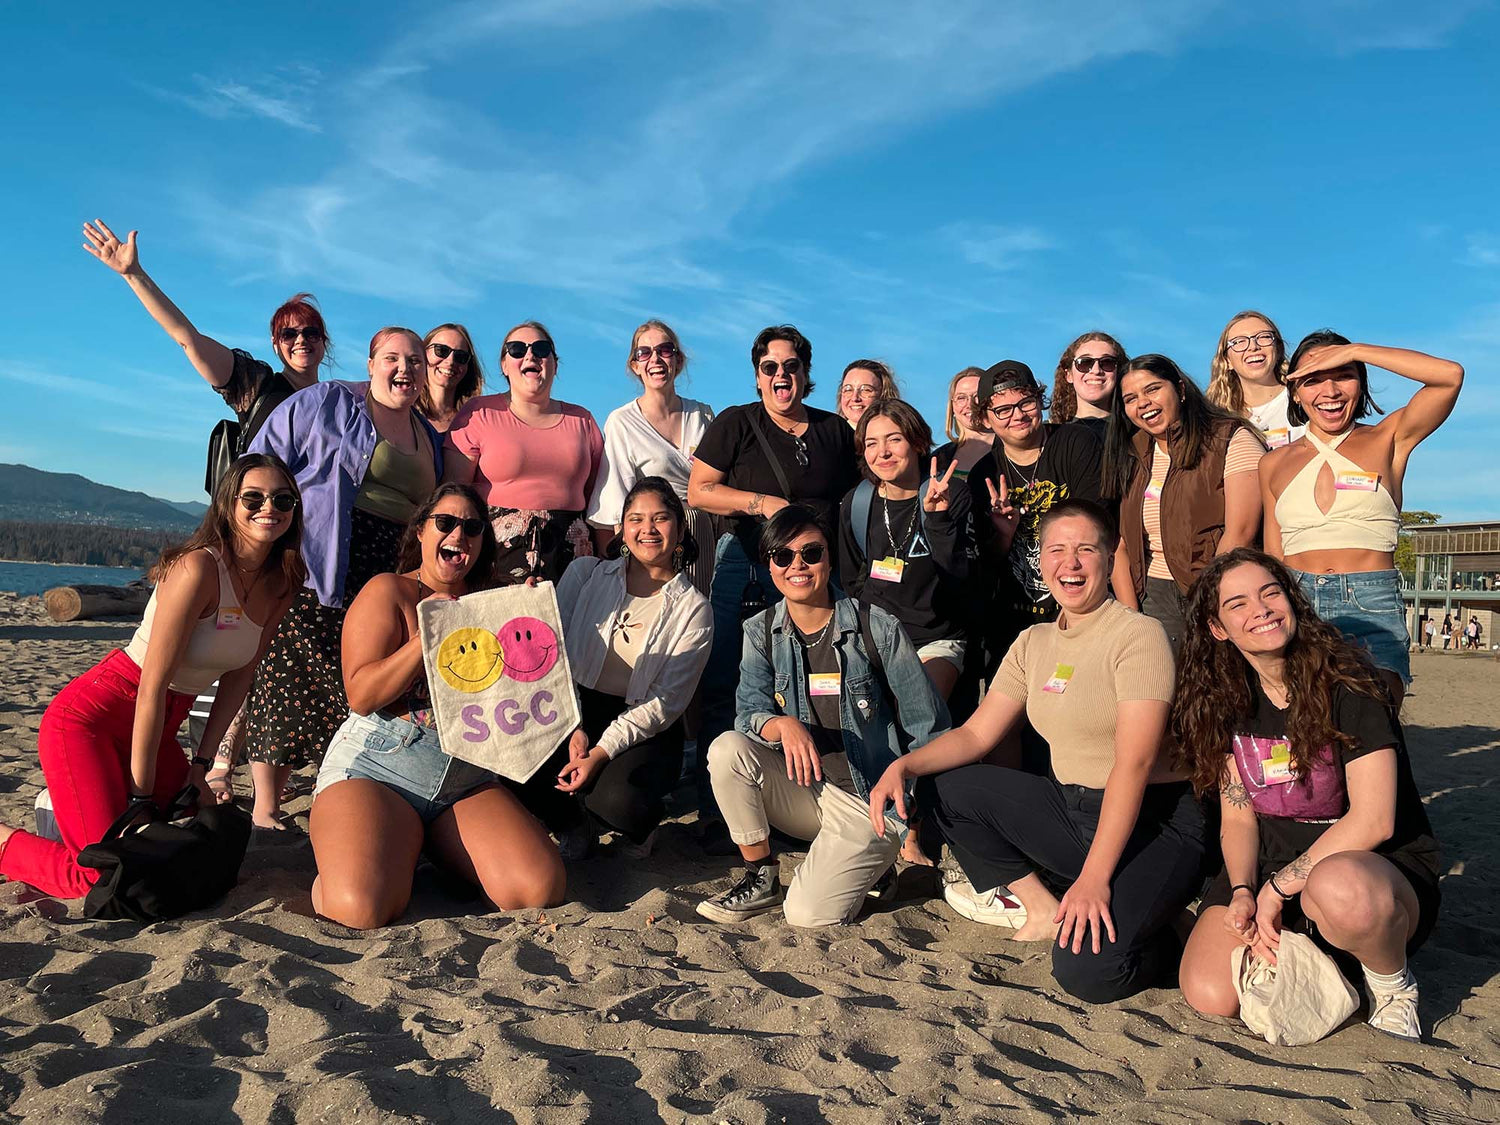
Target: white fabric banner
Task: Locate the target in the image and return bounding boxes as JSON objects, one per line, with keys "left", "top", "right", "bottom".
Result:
{"left": 417, "top": 581, "right": 580, "bottom": 782}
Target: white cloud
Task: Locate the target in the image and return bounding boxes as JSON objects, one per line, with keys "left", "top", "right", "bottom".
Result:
{"left": 1464, "top": 235, "right": 1500, "bottom": 268}
{"left": 143, "top": 69, "right": 323, "bottom": 133}
{"left": 945, "top": 224, "right": 1057, "bottom": 272}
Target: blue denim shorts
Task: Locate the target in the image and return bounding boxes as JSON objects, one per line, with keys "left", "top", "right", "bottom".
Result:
{"left": 314, "top": 712, "right": 499, "bottom": 824}
{"left": 1293, "top": 569, "right": 1410, "bottom": 684}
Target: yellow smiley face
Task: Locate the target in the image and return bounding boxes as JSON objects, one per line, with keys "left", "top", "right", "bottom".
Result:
{"left": 436, "top": 627, "right": 505, "bottom": 693}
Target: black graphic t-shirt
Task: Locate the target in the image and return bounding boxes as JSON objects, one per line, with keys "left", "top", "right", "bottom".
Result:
{"left": 1231, "top": 681, "right": 1440, "bottom": 883}
{"left": 967, "top": 422, "right": 1104, "bottom": 625}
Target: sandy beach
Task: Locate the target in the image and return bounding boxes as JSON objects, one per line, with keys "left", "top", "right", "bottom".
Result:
{"left": 1, "top": 590, "right": 1497, "bottom": 1124}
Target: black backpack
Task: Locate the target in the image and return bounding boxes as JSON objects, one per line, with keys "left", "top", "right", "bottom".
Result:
{"left": 78, "top": 786, "right": 252, "bottom": 922}
{"left": 203, "top": 374, "right": 294, "bottom": 494}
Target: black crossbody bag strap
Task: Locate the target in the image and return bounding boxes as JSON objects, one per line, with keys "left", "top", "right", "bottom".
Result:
{"left": 746, "top": 409, "right": 793, "bottom": 499}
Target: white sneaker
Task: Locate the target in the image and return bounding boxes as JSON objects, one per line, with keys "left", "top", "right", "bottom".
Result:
{"left": 943, "top": 874, "right": 1027, "bottom": 928}
{"left": 1367, "top": 974, "right": 1423, "bottom": 1041}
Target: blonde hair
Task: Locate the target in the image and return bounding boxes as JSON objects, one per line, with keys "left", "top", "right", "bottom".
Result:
{"left": 627, "top": 320, "right": 687, "bottom": 379}
{"left": 1050, "top": 332, "right": 1127, "bottom": 423}
{"left": 944, "top": 366, "right": 988, "bottom": 441}
{"left": 1207, "top": 310, "right": 1287, "bottom": 416}
{"left": 838, "top": 360, "right": 899, "bottom": 420}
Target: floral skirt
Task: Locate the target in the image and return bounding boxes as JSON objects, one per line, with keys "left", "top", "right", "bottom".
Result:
{"left": 489, "top": 506, "right": 591, "bottom": 585}
{"left": 243, "top": 508, "right": 404, "bottom": 768}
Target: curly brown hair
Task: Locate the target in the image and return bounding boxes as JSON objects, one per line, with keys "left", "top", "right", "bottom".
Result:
{"left": 1050, "top": 331, "right": 1127, "bottom": 423}
{"left": 1171, "top": 547, "right": 1392, "bottom": 796}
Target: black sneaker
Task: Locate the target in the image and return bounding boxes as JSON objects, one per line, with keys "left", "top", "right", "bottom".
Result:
{"left": 695, "top": 863, "right": 783, "bottom": 923}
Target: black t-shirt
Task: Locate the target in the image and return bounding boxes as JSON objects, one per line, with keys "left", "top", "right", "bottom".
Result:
{"left": 838, "top": 483, "right": 972, "bottom": 648}
{"left": 694, "top": 403, "right": 858, "bottom": 556}
{"left": 794, "top": 622, "right": 856, "bottom": 794}
{"left": 1231, "top": 681, "right": 1440, "bottom": 883}
{"left": 966, "top": 422, "right": 1104, "bottom": 626}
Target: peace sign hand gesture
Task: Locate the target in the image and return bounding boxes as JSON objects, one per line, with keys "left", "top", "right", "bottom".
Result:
{"left": 82, "top": 219, "right": 141, "bottom": 277}
{"left": 923, "top": 457, "right": 959, "bottom": 513}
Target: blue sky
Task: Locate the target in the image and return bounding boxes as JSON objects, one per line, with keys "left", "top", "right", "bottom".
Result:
{"left": 2, "top": 1, "right": 1497, "bottom": 518}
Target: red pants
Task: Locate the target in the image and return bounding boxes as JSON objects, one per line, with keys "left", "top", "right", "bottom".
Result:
{"left": 0, "top": 649, "right": 194, "bottom": 899}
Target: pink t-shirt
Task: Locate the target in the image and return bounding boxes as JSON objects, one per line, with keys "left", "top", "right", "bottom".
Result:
{"left": 446, "top": 395, "right": 604, "bottom": 511}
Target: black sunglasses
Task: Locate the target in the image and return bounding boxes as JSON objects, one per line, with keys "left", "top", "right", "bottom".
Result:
{"left": 1072, "top": 355, "right": 1119, "bottom": 374}
{"left": 429, "top": 513, "right": 486, "bottom": 537}
{"left": 238, "top": 490, "right": 298, "bottom": 513}
{"left": 502, "top": 339, "right": 556, "bottom": 360}
{"left": 428, "top": 342, "right": 472, "bottom": 364}
{"left": 633, "top": 342, "right": 679, "bottom": 363}
{"left": 768, "top": 543, "right": 826, "bottom": 568}
{"left": 277, "top": 326, "right": 325, "bottom": 345}
{"left": 758, "top": 358, "right": 803, "bottom": 377}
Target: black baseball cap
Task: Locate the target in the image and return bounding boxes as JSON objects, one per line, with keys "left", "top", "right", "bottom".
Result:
{"left": 979, "top": 360, "right": 1040, "bottom": 403}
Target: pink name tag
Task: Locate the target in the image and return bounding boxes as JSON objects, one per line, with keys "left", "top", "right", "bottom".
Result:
{"left": 1143, "top": 479, "right": 1164, "bottom": 502}
{"left": 1264, "top": 428, "right": 1290, "bottom": 449}
{"left": 808, "top": 673, "right": 841, "bottom": 696}
{"left": 1334, "top": 470, "right": 1378, "bottom": 492}
{"left": 216, "top": 608, "right": 244, "bottom": 630}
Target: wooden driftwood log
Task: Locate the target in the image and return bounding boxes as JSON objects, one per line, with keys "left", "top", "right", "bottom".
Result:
{"left": 43, "top": 582, "right": 152, "bottom": 622}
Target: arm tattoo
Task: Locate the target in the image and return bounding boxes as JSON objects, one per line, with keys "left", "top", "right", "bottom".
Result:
{"left": 1224, "top": 780, "right": 1251, "bottom": 809}
{"left": 1277, "top": 853, "right": 1313, "bottom": 885}
{"left": 747, "top": 492, "right": 764, "bottom": 516}
{"left": 699, "top": 481, "right": 718, "bottom": 493}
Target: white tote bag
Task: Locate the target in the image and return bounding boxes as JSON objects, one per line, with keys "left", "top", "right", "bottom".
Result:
{"left": 1231, "top": 931, "right": 1359, "bottom": 1046}
{"left": 418, "top": 582, "right": 580, "bottom": 782}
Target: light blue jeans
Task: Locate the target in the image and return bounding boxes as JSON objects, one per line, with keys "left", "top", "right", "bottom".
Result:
{"left": 1292, "top": 568, "right": 1410, "bottom": 684}
{"left": 315, "top": 712, "right": 498, "bottom": 824}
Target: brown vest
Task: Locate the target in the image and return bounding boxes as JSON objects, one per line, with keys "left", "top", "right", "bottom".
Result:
{"left": 1120, "top": 419, "right": 1247, "bottom": 598}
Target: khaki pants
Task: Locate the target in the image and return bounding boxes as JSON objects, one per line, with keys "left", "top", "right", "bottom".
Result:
{"left": 707, "top": 731, "right": 901, "bottom": 928}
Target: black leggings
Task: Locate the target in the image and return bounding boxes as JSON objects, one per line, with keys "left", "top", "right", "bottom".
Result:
{"left": 507, "top": 686, "right": 683, "bottom": 843}
{"left": 931, "top": 766, "right": 1206, "bottom": 1004}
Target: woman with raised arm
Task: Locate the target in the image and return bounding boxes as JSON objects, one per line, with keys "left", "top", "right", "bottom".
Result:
{"left": 931, "top": 366, "right": 994, "bottom": 482}
{"left": 867, "top": 500, "right": 1205, "bottom": 1003}
{"left": 244, "top": 328, "right": 443, "bottom": 828}
{"left": 0, "top": 456, "right": 303, "bottom": 897}
{"left": 1206, "top": 311, "right": 1302, "bottom": 449}
{"left": 694, "top": 505, "right": 948, "bottom": 926}
{"left": 586, "top": 321, "right": 716, "bottom": 594}
{"left": 1103, "top": 355, "right": 1266, "bottom": 650}
{"left": 687, "top": 326, "right": 859, "bottom": 826}
{"left": 310, "top": 483, "right": 564, "bottom": 928}
{"left": 1049, "top": 332, "right": 1128, "bottom": 438}
{"left": 444, "top": 321, "right": 604, "bottom": 585}
{"left": 836, "top": 360, "right": 899, "bottom": 431}
{"left": 1175, "top": 549, "right": 1441, "bottom": 1041}
{"left": 1261, "top": 332, "right": 1462, "bottom": 704}
{"left": 419, "top": 323, "right": 485, "bottom": 433}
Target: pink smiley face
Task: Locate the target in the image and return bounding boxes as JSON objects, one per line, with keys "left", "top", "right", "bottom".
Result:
{"left": 498, "top": 616, "right": 559, "bottom": 683}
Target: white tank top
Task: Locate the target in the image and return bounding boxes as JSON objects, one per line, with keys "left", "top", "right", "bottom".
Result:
{"left": 123, "top": 549, "right": 266, "bottom": 695}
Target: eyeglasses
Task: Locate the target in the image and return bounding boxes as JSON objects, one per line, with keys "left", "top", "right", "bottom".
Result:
{"left": 1226, "top": 331, "right": 1277, "bottom": 354}
{"left": 840, "top": 384, "right": 878, "bottom": 400}
{"left": 502, "top": 339, "right": 556, "bottom": 360}
{"left": 768, "top": 543, "right": 826, "bottom": 568}
{"left": 277, "top": 326, "right": 325, "bottom": 345}
{"left": 988, "top": 397, "right": 1042, "bottom": 422}
{"left": 238, "top": 490, "right": 298, "bottom": 513}
{"left": 428, "top": 342, "right": 471, "bottom": 364}
{"left": 1072, "top": 355, "right": 1119, "bottom": 374}
{"left": 758, "top": 358, "right": 804, "bottom": 378}
{"left": 428, "top": 513, "right": 486, "bottom": 537}
{"left": 632, "top": 342, "right": 680, "bottom": 363}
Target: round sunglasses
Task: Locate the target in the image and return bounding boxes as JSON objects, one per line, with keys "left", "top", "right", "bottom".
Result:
{"left": 767, "top": 543, "right": 826, "bottom": 568}
{"left": 237, "top": 490, "right": 298, "bottom": 513}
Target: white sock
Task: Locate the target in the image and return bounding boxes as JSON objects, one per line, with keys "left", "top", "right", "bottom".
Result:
{"left": 1363, "top": 963, "right": 1414, "bottom": 992}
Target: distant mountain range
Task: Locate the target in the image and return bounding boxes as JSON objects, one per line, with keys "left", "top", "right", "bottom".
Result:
{"left": 0, "top": 463, "right": 205, "bottom": 530}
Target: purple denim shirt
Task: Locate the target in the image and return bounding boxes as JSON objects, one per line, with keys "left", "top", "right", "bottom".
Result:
{"left": 249, "top": 380, "right": 443, "bottom": 607}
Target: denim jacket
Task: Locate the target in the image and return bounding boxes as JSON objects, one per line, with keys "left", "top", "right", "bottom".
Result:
{"left": 734, "top": 596, "right": 950, "bottom": 807}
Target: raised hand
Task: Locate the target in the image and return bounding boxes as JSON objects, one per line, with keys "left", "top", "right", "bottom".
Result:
{"left": 1288, "top": 342, "right": 1360, "bottom": 383}
{"left": 82, "top": 219, "right": 140, "bottom": 276}
{"left": 984, "top": 474, "right": 1020, "bottom": 541}
{"left": 923, "top": 456, "right": 959, "bottom": 513}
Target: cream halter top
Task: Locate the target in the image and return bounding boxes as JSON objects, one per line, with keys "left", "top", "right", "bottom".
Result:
{"left": 1274, "top": 429, "right": 1399, "bottom": 556}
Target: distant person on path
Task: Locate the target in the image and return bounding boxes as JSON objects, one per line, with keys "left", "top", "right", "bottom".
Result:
{"left": 1175, "top": 550, "right": 1440, "bottom": 1041}
{"left": 309, "top": 483, "right": 563, "bottom": 929}
{"left": 1261, "top": 332, "right": 1463, "bottom": 705}
{"left": 0, "top": 456, "right": 303, "bottom": 898}
{"left": 1441, "top": 614, "right": 1453, "bottom": 650}
{"left": 1420, "top": 615, "right": 1434, "bottom": 651}
{"left": 1048, "top": 332, "right": 1128, "bottom": 438}
{"left": 1206, "top": 311, "right": 1302, "bottom": 449}
{"left": 245, "top": 328, "right": 443, "bottom": 828}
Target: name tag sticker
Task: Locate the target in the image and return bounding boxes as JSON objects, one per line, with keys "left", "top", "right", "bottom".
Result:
{"left": 1143, "top": 479, "right": 1164, "bottom": 502}
{"left": 1041, "top": 663, "right": 1075, "bottom": 694}
{"left": 216, "top": 607, "right": 244, "bottom": 630}
{"left": 808, "top": 672, "right": 842, "bottom": 697}
{"left": 1263, "top": 739, "right": 1295, "bottom": 785}
{"left": 1334, "top": 470, "right": 1378, "bottom": 492}
{"left": 870, "top": 556, "right": 905, "bottom": 583}
{"left": 1264, "top": 428, "right": 1291, "bottom": 449}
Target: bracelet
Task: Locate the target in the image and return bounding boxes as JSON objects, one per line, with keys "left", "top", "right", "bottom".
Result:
{"left": 191, "top": 755, "right": 214, "bottom": 768}
{"left": 1267, "top": 873, "right": 1297, "bottom": 902}
{"left": 1230, "top": 883, "right": 1255, "bottom": 896}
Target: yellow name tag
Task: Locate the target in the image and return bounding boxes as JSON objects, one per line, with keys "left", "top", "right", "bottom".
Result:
{"left": 1263, "top": 739, "right": 1295, "bottom": 785}
{"left": 216, "top": 607, "right": 244, "bottom": 630}
{"left": 1264, "top": 427, "right": 1291, "bottom": 449}
{"left": 1041, "top": 663, "right": 1074, "bottom": 694}
{"left": 808, "top": 672, "right": 842, "bottom": 697}
{"left": 1334, "top": 469, "right": 1378, "bottom": 492}
{"left": 1143, "top": 478, "right": 1164, "bottom": 502}
{"left": 870, "top": 556, "right": 905, "bottom": 583}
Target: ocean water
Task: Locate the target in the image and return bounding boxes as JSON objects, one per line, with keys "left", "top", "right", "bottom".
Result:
{"left": 0, "top": 560, "right": 145, "bottom": 597}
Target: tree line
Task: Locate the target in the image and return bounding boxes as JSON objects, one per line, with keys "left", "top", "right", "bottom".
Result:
{"left": 0, "top": 520, "right": 176, "bottom": 569}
